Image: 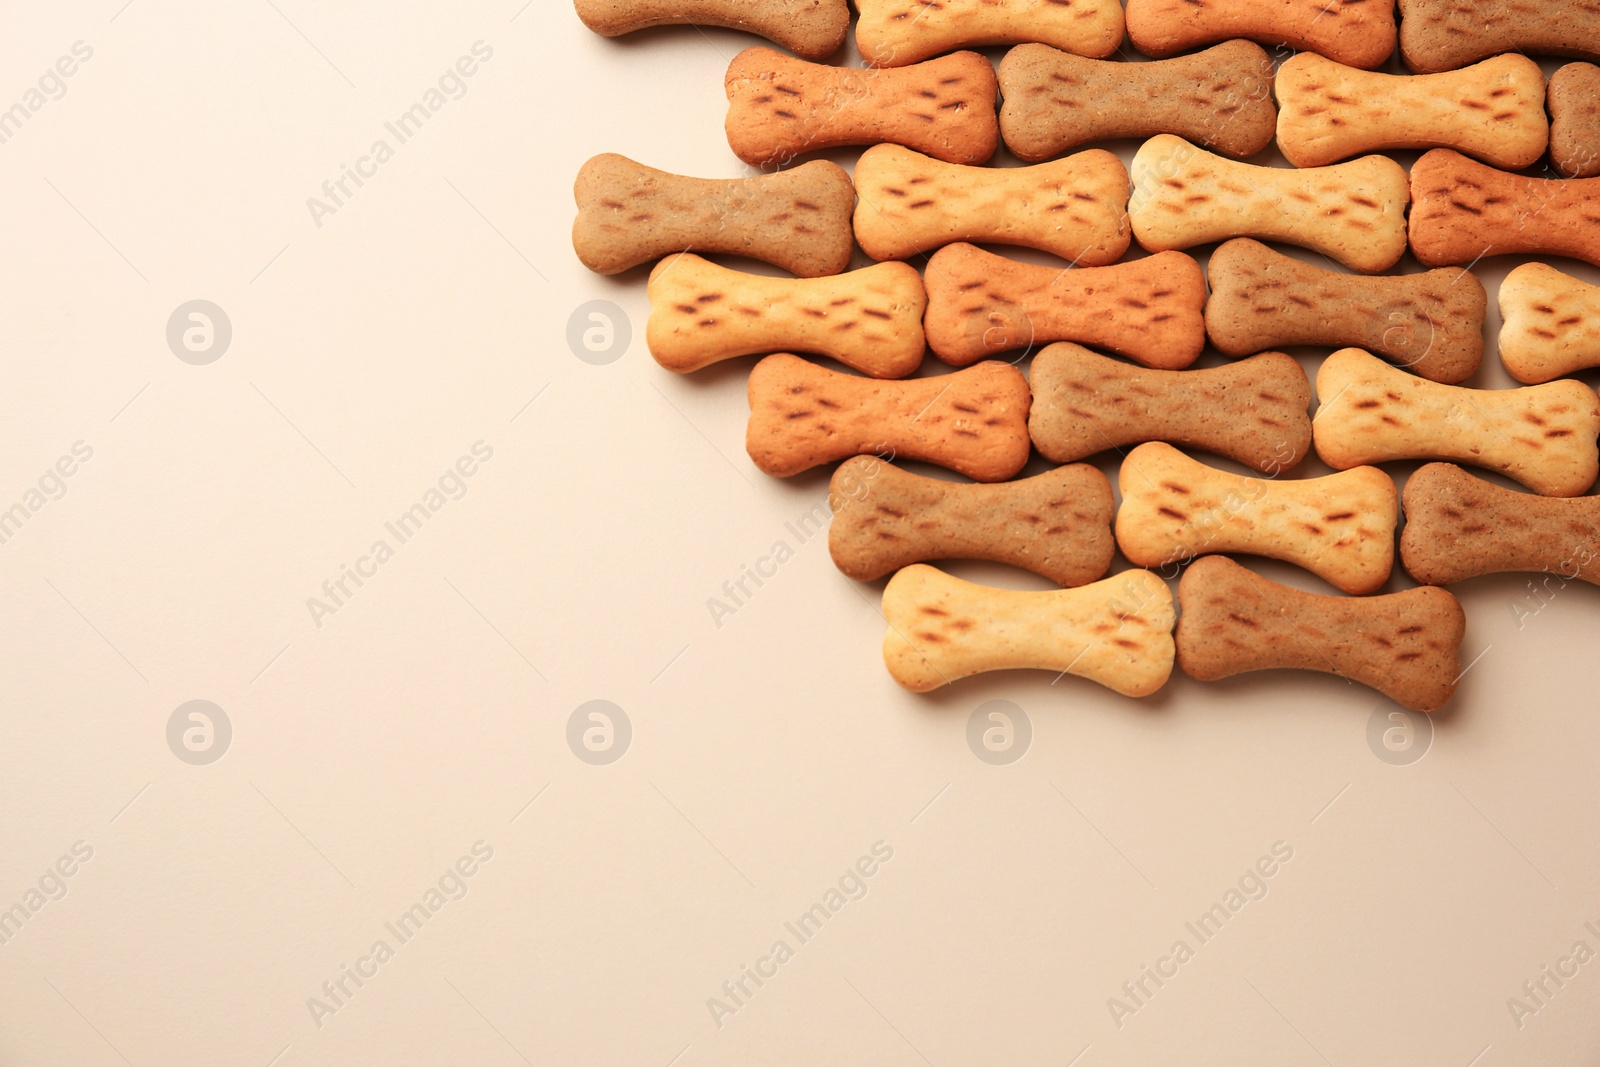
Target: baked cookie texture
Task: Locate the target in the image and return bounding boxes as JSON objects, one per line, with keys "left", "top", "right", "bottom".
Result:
{"left": 856, "top": 0, "right": 1123, "bottom": 67}
{"left": 1498, "top": 263, "right": 1600, "bottom": 385}
{"left": 573, "top": 0, "right": 850, "bottom": 59}
{"left": 1127, "top": 0, "right": 1395, "bottom": 69}
{"left": 1548, "top": 63, "right": 1600, "bottom": 179}
{"left": 1409, "top": 149, "right": 1600, "bottom": 269}
{"left": 1398, "top": 0, "right": 1600, "bottom": 74}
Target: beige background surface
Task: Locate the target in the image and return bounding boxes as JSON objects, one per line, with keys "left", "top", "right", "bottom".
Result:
{"left": 1, "top": 2, "right": 1597, "bottom": 1064}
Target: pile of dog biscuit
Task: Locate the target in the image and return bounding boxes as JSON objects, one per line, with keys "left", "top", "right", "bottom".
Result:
{"left": 571, "top": 0, "right": 1600, "bottom": 713}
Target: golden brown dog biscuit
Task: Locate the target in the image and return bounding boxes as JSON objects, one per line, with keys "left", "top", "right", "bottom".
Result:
{"left": 1176, "top": 555, "right": 1465, "bottom": 713}
{"left": 573, "top": 0, "right": 849, "bottom": 59}
{"left": 572, "top": 154, "right": 855, "bottom": 277}
{"left": 1115, "top": 441, "right": 1398, "bottom": 594}
{"left": 723, "top": 47, "right": 998, "bottom": 168}
{"left": 852, "top": 144, "right": 1129, "bottom": 265}
{"left": 921, "top": 243, "right": 1206, "bottom": 368}
{"left": 1275, "top": 53, "right": 1547, "bottom": 170}
{"left": 1029, "top": 343, "right": 1311, "bottom": 471}
{"left": 827, "top": 456, "right": 1115, "bottom": 585}
{"left": 1398, "top": 0, "right": 1600, "bottom": 74}
{"left": 746, "top": 354, "right": 1030, "bottom": 480}
{"left": 1409, "top": 149, "right": 1600, "bottom": 270}
{"left": 1498, "top": 262, "right": 1600, "bottom": 385}
{"left": 881, "top": 564, "right": 1176, "bottom": 696}
{"left": 1548, "top": 63, "right": 1600, "bottom": 179}
{"left": 1204, "top": 239, "right": 1484, "bottom": 384}
{"left": 1400, "top": 463, "right": 1600, "bottom": 587}
{"left": 646, "top": 254, "right": 924, "bottom": 377}
{"left": 856, "top": 0, "right": 1123, "bottom": 67}
{"left": 1314, "top": 348, "right": 1600, "bottom": 497}
{"left": 1126, "top": 0, "right": 1395, "bottom": 69}
{"left": 1129, "top": 135, "right": 1409, "bottom": 273}
{"left": 998, "top": 41, "right": 1278, "bottom": 163}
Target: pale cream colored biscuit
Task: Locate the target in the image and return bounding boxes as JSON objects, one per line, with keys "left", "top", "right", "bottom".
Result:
{"left": 1129, "top": 135, "right": 1409, "bottom": 273}
{"left": 1204, "top": 238, "right": 1484, "bottom": 385}
{"left": 1409, "top": 149, "right": 1600, "bottom": 270}
{"left": 998, "top": 41, "right": 1278, "bottom": 163}
{"left": 852, "top": 144, "right": 1129, "bottom": 265}
{"left": 572, "top": 154, "right": 855, "bottom": 277}
{"left": 573, "top": 0, "right": 849, "bottom": 59}
{"left": 1115, "top": 441, "right": 1397, "bottom": 594}
{"left": 746, "top": 354, "right": 1031, "bottom": 480}
{"left": 1313, "top": 348, "right": 1600, "bottom": 497}
{"left": 1400, "top": 463, "right": 1600, "bottom": 586}
{"left": 881, "top": 564, "right": 1175, "bottom": 696}
{"left": 1275, "top": 53, "right": 1547, "bottom": 170}
{"left": 724, "top": 47, "right": 998, "bottom": 168}
{"left": 921, "top": 243, "right": 1206, "bottom": 368}
{"left": 1127, "top": 0, "right": 1395, "bottom": 69}
{"left": 1028, "top": 343, "right": 1311, "bottom": 471}
{"left": 1548, "top": 63, "right": 1600, "bottom": 179}
{"left": 1177, "top": 555, "right": 1465, "bottom": 713}
{"left": 1498, "top": 262, "right": 1600, "bottom": 385}
{"left": 1398, "top": 0, "right": 1600, "bottom": 74}
{"left": 827, "top": 456, "right": 1115, "bottom": 585}
{"left": 646, "top": 254, "right": 924, "bottom": 377}
{"left": 856, "top": 0, "right": 1123, "bottom": 68}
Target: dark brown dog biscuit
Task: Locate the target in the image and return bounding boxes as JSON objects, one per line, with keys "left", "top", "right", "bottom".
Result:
{"left": 1549, "top": 63, "right": 1600, "bottom": 179}
{"left": 1029, "top": 343, "right": 1311, "bottom": 471}
{"left": 1400, "top": 463, "right": 1600, "bottom": 587}
{"left": 1127, "top": 0, "right": 1395, "bottom": 69}
{"left": 571, "top": 153, "right": 855, "bottom": 277}
{"left": 997, "top": 41, "right": 1277, "bottom": 163}
{"left": 1204, "top": 238, "right": 1484, "bottom": 384}
{"left": 573, "top": 0, "right": 849, "bottom": 60}
{"left": 827, "top": 456, "right": 1115, "bottom": 585}
{"left": 1409, "top": 149, "right": 1600, "bottom": 270}
{"left": 1176, "top": 555, "right": 1466, "bottom": 713}
{"left": 1398, "top": 0, "right": 1600, "bottom": 74}
{"left": 723, "top": 47, "right": 999, "bottom": 168}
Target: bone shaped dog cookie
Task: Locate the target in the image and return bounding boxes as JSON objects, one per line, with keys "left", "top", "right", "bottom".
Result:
{"left": 1400, "top": 463, "right": 1600, "bottom": 587}
{"left": 1313, "top": 348, "right": 1600, "bottom": 497}
{"left": 1204, "top": 239, "right": 1485, "bottom": 384}
{"left": 573, "top": 0, "right": 849, "bottom": 60}
{"left": 1409, "top": 149, "right": 1600, "bottom": 270}
{"left": 647, "top": 254, "right": 925, "bottom": 378}
{"left": 746, "top": 354, "right": 1030, "bottom": 480}
{"left": 1116, "top": 442, "right": 1397, "bottom": 594}
{"left": 1176, "top": 555, "right": 1465, "bottom": 713}
{"left": 922, "top": 243, "right": 1206, "bottom": 368}
{"left": 1129, "top": 135, "right": 1409, "bottom": 273}
{"left": 998, "top": 41, "right": 1278, "bottom": 163}
{"left": 1398, "top": 0, "right": 1600, "bottom": 74}
{"left": 1275, "top": 53, "right": 1548, "bottom": 170}
{"left": 1029, "top": 343, "right": 1311, "bottom": 471}
{"left": 572, "top": 154, "right": 855, "bottom": 277}
{"left": 1126, "top": 0, "right": 1395, "bottom": 69}
{"left": 1498, "top": 263, "right": 1600, "bottom": 385}
{"left": 1548, "top": 64, "right": 1600, "bottom": 179}
{"left": 881, "top": 564, "right": 1175, "bottom": 696}
{"left": 856, "top": 0, "right": 1123, "bottom": 68}
{"left": 828, "top": 456, "right": 1115, "bottom": 585}
{"left": 852, "top": 144, "right": 1129, "bottom": 265}
{"left": 724, "top": 47, "right": 998, "bottom": 168}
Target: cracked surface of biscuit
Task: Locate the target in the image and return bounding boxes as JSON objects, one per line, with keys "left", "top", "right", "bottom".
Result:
{"left": 1126, "top": 0, "right": 1395, "bottom": 69}
{"left": 647, "top": 254, "right": 925, "bottom": 378}
{"left": 1400, "top": 463, "right": 1600, "bottom": 586}
{"left": 573, "top": 0, "right": 850, "bottom": 59}
{"left": 1275, "top": 53, "right": 1547, "bottom": 170}
{"left": 1115, "top": 441, "right": 1397, "bottom": 594}
{"left": 1129, "top": 135, "right": 1409, "bottom": 273}
{"left": 856, "top": 0, "right": 1123, "bottom": 67}
{"left": 1029, "top": 343, "right": 1311, "bottom": 470}
{"left": 724, "top": 47, "right": 998, "bottom": 167}
{"left": 852, "top": 144, "right": 1129, "bottom": 264}
{"left": 998, "top": 41, "right": 1278, "bottom": 162}
{"left": 882, "top": 564, "right": 1175, "bottom": 696}
{"left": 1548, "top": 63, "right": 1600, "bottom": 179}
{"left": 922, "top": 243, "right": 1205, "bottom": 368}
{"left": 1409, "top": 150, "right": 1600, "bottom": 270}
{"left": 1499, "top": 262, "right": 1600, "bottom": 385}
{"left": 1398, "top": 0, "right": 1600, "bottom": 73}
{"left": 1204, "top": 238, "right": 1484, "bottom": 384}
{"left": 746, "top": 354, "right": 1031, "bottom": 480}
{"left": 1313, "top": 348, "right": 1600, "bottom": 497}
{"left": 572, "top": 153, "right": 855, "bottom": 277}
{"left": 828, "top": 456, "right": 1115, "bottom": 585}
{"left": 1176, "top": 555, "right": 1465, "bottom": 713}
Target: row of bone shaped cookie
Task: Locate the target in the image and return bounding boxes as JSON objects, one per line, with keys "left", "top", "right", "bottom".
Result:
{"left": 573, "top": 0, "right": 1600, "bottom": 74}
